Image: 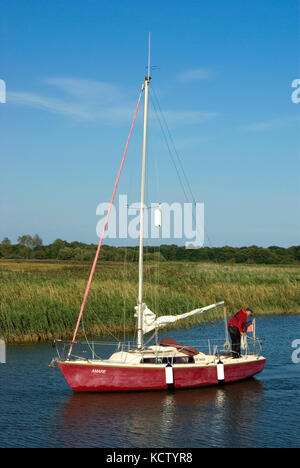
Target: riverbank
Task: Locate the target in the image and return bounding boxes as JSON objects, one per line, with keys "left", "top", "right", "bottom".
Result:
{"left": 0, "top": 260, "right": 299, "bottom": 343}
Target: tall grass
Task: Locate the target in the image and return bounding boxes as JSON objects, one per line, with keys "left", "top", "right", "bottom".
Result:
{"left": 0, "top": 260, "right": 299, "bottom": 342}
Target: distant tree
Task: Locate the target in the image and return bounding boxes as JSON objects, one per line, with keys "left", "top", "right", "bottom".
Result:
{"left": 1, "top": 237, "right": 11, "bottom": 247}
{"left": 18, "top": 235, "right": 34, "bottom": 249}
{"left": 72, "top": 247, "right": 94, "bottom": 261}
{"left": 32, "top": 234, "right": 43, "bottom": 249}
{"left": 235, "top": 250, "right": 249, "bottom": 263}
{"left": 288, "top": 246, "right": 300, "bottom": 262}
{"left": 17, "top": 234, "right": 43, "bottom": 250}
{"left": 49, "top": 239, "right": 69, "bottom": 258}
{"left": 1, "top": 236, "right": 299, "bottom": 263}
{"left": 0, "top": 237, "right": 12, "bottom": 258}
{"left": 57, "top": 247, "right": 74, "bottom": 260}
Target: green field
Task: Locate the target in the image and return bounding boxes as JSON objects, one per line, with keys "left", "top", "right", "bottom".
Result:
{"left": 0, "top": 260, "right": 299, "bottom": 343}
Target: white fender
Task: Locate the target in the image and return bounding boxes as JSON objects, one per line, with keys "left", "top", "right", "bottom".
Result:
{"left": 217, "top": 359, "right": 225, "bottom": 382}
{"left": 165, "top": 363, "right": 174, "bottom": 385}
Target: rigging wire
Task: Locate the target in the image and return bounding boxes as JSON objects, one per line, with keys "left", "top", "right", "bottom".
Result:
{"left": 153, "top": 157, "right": 161, "bottom": 316}
{"left": 151, "top": 85, "right": 197, "bottom": 205}
{"left": 148, "top": 83, "right": 228, "bottom": 322}
{"left": 149, "top": 92, "right": 190, "bottom": 203}
{"left": 81, "top": 312, "right": 103, "bottom": 360}
{"left": 70, "top": 78, "right": 227, "bottom": 359}
{"left": 149, "top": 85, "right": 221, "bottom": 262}
{"left": 67, "top": 86, "right": 144, "bottom": 358}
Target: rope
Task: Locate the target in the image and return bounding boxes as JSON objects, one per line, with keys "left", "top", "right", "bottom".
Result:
{"left": 67, "top": 86, "right": 143, "bottom": 358}
{"left": 122, "top": 246, "right": 127, "bottom": 342}
{"left": 241, "top": 334, "right": 248, "bottom": 351}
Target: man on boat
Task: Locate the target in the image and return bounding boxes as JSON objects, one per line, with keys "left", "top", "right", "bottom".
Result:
{"left": 228, "top": 308, "right": 253, "bottom": 358}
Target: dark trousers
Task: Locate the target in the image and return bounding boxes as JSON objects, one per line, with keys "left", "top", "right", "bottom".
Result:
{"left": 228, "top": 326, "right": 241, "bottom": 357}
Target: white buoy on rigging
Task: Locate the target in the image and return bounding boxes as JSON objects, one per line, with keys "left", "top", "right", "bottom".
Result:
{"left": 154, "top": 207, "right": 162, "bottom": 227}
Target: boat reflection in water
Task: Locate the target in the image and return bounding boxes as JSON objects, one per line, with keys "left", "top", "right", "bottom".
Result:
{"left": 57, "top": 378, "right": 264, "bottom": 448}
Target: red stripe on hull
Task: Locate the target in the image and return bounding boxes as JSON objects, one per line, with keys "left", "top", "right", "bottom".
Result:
{"left": 58, "top": 359, "right": 266, "bottom": 392}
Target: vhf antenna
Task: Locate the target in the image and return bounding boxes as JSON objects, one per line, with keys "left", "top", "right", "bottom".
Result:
{"left": 147, "top": 32, "right": 151, "bottom": 79}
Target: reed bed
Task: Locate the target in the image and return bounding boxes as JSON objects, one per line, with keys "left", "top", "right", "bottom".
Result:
{"left": 0, "top": 260, "right": 299, "bottom": 343}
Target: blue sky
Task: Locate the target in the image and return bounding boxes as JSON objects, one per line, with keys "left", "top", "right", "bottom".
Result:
{"left": 1, "top": 0, "right": 299, "bottom": 247}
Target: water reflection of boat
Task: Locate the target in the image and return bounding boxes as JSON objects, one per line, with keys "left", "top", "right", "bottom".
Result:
{"left": 56, "top": 379, "right": 264, "bottom": 447}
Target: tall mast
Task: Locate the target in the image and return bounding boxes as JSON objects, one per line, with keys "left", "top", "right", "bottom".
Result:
{"left": 137, "top": 36, "right": 151, "bottom": 349}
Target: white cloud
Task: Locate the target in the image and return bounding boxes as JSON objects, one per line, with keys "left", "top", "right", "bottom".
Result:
{"left": 176, "top": 68, "right": 214, "bottom": 83}
{"left": 242, "top": 115, "right": 300, "bottom": 132}
{"left": 8, "top": 91, "right": 93, "bottom": 121}
{"left": 44, "top": 77, "right": 124, "bottom": 104}
{"left": 7, "top": 78, "right": 135, "bottom": 124}
{"left": 7, "top": 76, "right": 219, "bottom": 127}
{"left": 151, "top": 109, "right": 219, "bottom": 125}
{"left": 171, "top": 136, "right": 210, "bottom": 150}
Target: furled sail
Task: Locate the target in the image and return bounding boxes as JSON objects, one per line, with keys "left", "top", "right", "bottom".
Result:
{"left": 134, "top": 301, "right": 225, "bottom": 335}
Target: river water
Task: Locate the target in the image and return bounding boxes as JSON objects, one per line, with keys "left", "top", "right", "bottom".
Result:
{"left": 0, "top": 315, "right": 299, "bottom": 448}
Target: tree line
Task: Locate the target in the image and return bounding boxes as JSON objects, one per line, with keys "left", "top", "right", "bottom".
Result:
{"left": 0, "top": 235, "right": 299, "bottom": 264}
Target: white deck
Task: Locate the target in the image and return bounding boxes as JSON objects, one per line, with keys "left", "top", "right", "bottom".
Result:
{"left": 65, "top": 345, "right": 265, "bottom": 368}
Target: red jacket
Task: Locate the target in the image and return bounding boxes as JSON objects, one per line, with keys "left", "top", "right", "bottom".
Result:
{"left": 228, "top": 309, "right": 248, "bottom": 333}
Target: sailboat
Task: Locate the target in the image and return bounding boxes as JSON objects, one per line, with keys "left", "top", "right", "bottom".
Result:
{"left": 56, "top": 47, "right": 266, "bottom": 392}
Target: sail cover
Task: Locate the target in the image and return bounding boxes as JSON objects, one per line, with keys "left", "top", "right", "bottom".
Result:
{"left": 134, "top": 301, "right": 225, "bottom": 335}
{"left": 158, "top": 337, "right": 199, "bottom": 356}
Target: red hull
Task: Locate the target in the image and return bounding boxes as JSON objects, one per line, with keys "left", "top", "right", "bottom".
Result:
{"left": 58, "top": 358, "right": 266, "bottom": 392}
